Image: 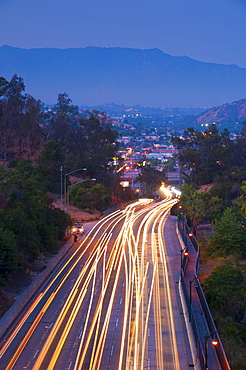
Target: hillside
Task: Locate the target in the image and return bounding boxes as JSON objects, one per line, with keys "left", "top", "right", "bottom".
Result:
{"left": 196, "top": 99, "right": 246, "bottom": 131}
{"left": 1, "top": 45, "right": 246, "bottom": 108}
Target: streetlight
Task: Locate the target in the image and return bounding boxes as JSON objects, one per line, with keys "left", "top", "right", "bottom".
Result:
{"left": 186, "top": 232, "right": 193, "bottom": 248}
{"left": 180, "top": 247, "right": 188, "bottom": 270}
{"left": 183, "top": 214, "right": 186, "bottom": 239}
{"left": 178, "top": 205, "right": 182, "bottom": 220}
{"left": 189, "top": 276, "right": 197, "bottom": 322}
{"left": 64, "top": 168, "right": 87, "bottom": 211}
{"left": 60, "top": 166, "right": 63, "bottom": 209}
{"left": 135, "top": 188, "right": 140, "bottom": 201}
{"left": 204, "top": 331, "right": 218, "bottom": 370}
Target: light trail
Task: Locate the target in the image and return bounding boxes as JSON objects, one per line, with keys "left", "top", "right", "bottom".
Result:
{"left": 158, "top": 209, "right": 180, "bottom": 369}
{"left": 34, "top": 231, "right": 120, "bottom": 370}
{"left": 0, "top": 209, "right": 124, "bottom": 362}
{"left": 2, "top": 194, "right": 181, "bottom": 370}
{"left": 74, "top": 228, "right": 126, "bottom": 370}
{"left": 45, "top": 235, "right": 108, "bottom": 370}
{"left": 0, "top": 292, "right": 44, "bottom": 358}
{"left": 2, "top": 210, "right": 126, "bottom": 370}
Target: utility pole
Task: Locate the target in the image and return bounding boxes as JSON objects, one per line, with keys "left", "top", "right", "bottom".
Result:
{"left": 60, "top": 165, "right": 63, "bottom": 209}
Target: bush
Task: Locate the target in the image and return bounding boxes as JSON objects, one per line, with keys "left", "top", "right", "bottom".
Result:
{"left": 203, "top": 265, "right": 246, "bottom": 319}
{"left": 208, "top": 207, "right": 246, "bottom": 257}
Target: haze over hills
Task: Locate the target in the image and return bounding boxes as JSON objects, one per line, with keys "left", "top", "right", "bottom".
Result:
{"left": 0, "top": 45, "right": 246, "bottom": 108}
{"left": 79, "top": 100, "right": 246, "bottom": 133}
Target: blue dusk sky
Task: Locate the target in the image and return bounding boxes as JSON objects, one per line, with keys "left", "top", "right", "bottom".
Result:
{"left": 1, "top": 0, "right": 246, "bottom": 68}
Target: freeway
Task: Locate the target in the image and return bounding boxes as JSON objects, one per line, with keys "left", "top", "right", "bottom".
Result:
{"left": 0, "top": 195, "right": 180, "bottom": 370}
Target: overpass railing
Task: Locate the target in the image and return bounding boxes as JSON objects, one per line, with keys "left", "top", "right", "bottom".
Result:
{"left": 177, "top": 215, "right": 231, "bottom": 370}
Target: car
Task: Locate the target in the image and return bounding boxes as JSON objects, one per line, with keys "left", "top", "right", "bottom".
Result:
{"left": 72, "top": 224, "right": 84, "bottom": 235}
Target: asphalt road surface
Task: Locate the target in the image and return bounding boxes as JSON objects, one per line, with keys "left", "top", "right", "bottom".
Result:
{"left": 0, "top": 196, "right": 181, "bottom": 370}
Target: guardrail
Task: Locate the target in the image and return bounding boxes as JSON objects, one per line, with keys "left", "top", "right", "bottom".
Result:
{"left": 177, "top": 216, "right": 231, "bottom": 370}
{"left": 195, "top": 278, "right": 231, "bottom": 370}
{"left": 180, "top": 269, "right": 205, "bottom": 368}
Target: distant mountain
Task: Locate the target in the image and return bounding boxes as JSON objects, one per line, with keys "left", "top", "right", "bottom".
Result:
{"left": 0, "top": 45, "right": 246, "bottom": 108}
{"left": 196, "top": 99, "right": 246, "bottom": 132}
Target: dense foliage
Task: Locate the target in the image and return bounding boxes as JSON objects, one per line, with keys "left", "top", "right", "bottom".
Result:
{"left": 0, "top": 164, "right": 71, "bottom": 285}
{"left": 203, "top": 264, "right": 246, "bottom": 369}
{"left": 44, "top": 96, "right": 119, "bottom": 187}
{"left": 172, "top": 123, "right": 246, "bottom": 185}
{"left": 207, "top": 207, "right": 246, "bottom": 257}
{"left": 203, "top": 265, "right": 245, "bottom": 316}
{"left": 69, "top": 181, "right": 111, "bottom": 211}
{"left": 136, "top": 165, "right": 166, "bottom": 197}
{"left": 178, "top": 183, "right": 206, "bottom": 235}
{"left": 0, "top": 77, "right": 119, "bottom": 191}
{"left": 0, "top": 75, "right": 44, "bottom": 162}
{"left": 0, "top": 75, "right": 120, "bottom": 285}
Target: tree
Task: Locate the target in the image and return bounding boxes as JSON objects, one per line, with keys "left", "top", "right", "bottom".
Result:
{"left": 0, "top": 75, "right": 25, "bottom": 161}
{"left": 172, "top": 124, "right": 235, "bottom": 185}
{"left": 238, "top": 181, "right": 246, "bottom": 217}
{"left": 44, "top": 102, "right": 118, "bottom": 187}
{"left": 79, "top": 112, "right": 118, "bottom": 161}
{"left": 21, "top": 95, "right": 44, "bottom": 160}
{"left": 233, "top": 121, "right": 246, "bottom": 170}
{"left": 0, "top": 77, "right": 8, "bottom": 96}
{"left": 203, "top": 265, "right": 245, "bottom": 318}
{"left": 8, "top": 159, "right": 38, "bottom": 188}
{"left": 76, "top": 112, "right": 118, "bottom": 182}
{"left": 0, "top": 165, "right": 71, "bottom": 269}
{"left": 69, "top": 181, "right": 111, "bottom": 211}
{"left": 0, "top": 227, "right": 18, "bottom": 285}
{"left": 0, "top": 75, "right": 45, "bottom": 163}
{"left": 208, "top": 206, "right": 246, "bottom": 257}
{"left": 164, "top": 156, "right": 176, "bottom": 172}
{"left": 36, "top": 140, "right": 64, "bottom": 193}
{"left": 180, "top": 183, "right": 206, "bottom": 235}
{"left": 136, "top": 165, "right": 166, "bottom": 196}
{"left": 45, "top": 93, "right": 79, "bottom": 149}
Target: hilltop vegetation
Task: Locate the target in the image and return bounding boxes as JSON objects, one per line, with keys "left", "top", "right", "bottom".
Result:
{"left": 196, "top": 99, "right": 246, "bottom": 132}
{"left": 172, "top": 123, "right": 246, "bottom": 186}
{"left": 0, "top": 75, "right": 120, "bottom": 286}
{"left": 0, "top": 163, "right": 71, "bottom": 285}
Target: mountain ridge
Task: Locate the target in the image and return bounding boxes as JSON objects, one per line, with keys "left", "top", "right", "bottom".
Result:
{"left": 0, "top": 45, "right": 246, "bottom": 107}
